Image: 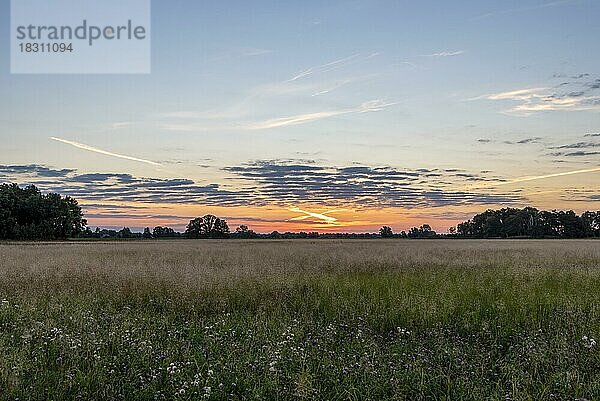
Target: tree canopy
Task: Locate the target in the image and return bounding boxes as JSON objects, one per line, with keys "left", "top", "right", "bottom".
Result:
{"left": 456, "top": 207, "right": 600, "bottom": 238}
{"left": 379, "top": 226, "right": 393, "bottom": 238}
{"left": 0, "top": 183, "right": 86, "bottom": 240}
{"left": 185, "top": 215, "right": 230, "bottom": 239}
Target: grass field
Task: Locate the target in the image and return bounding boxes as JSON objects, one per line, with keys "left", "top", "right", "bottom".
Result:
{"left": 1, "top": 240, "right": 599, "bottom": 400}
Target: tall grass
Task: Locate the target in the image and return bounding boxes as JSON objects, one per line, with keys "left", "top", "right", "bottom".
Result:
{"left": 0, "top": 240, "right": 599, "bottom": 400}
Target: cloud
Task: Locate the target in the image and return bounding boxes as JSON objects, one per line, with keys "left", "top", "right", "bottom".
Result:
{"left": 473, "top": 88, "right": 548, "bottom": 101}
{"left": 473, "top": 0, "right": 580, "bottom": 20}
{"left": 240, "top": 48, "right": 273, "bottom": 57}
{"left": 465, "top": 166, "right": 600, "bottom": 189}
{"left": 82, "top": 212, "right": 196, "bottom": 220}
{"left": 311, "top": 78, "right": 354, "bottom": 97}
{"left": 550, "top": 151, "right": 600, "bottom": 157}
{"left": 224, "top": 161, "right": 519, "bottom": 208}
{"left": 80, "top": 203, "right": 157, "bottom": 211}
{"left": 241, "top": 100, "right": 397, "bottom": 130}
{"left": 50, "top": 137, "right": 161, "bottom": 166}
{"left": 477, "top": 137, "right": 544, "bottom": 145}
{"left": 0, "top": 165, "right": 254, "bottom": 206}
{"left": 160, "top": 94, "right": 393, "bottom": 133}
{"left": 243, "top": 110, "right": 349, "bottom": 130}
{"left": 288, "top": 207, "right": 339, "bottom": 225}
{"left": 201, "top": 47, "right": 274, "bottom": 64}
{"left": 554, "top": 188, "right": 600, "bottom": 203}
{"left": 584, "top": 133, "right": 600, "bottom": 137}
{"left": 418, "top": 51, "right": 464, "bottom": 58}
{"left": 515, "top": 137, "right": 543, "bottom": 144}
{"left": 158, "top": 52, "right": 387, "bottom": 133}
{"left": 0, "top": 164, "right": 75, "bottom": 177}
{"left": 474, "top": 76, "right": 600, "bottom": 115}
{"left": 551, "top": 142, "right": 599, "bottom": 149}
{"left": 285, "top": 54, "right": 362, "bottom": 82}
{"left": 1, "top": 162, "right": 520, "bottom": 210}
{"left": 111, "top": 122, "right": 135, "bottom": 130}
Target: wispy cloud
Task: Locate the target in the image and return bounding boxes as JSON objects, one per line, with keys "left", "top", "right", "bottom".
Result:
{"left": 473, "top": 76, "right": 600, "bottom": 115}
{"left": 202, "top": 47, "right": 274, "bottom": 64}
{"left": 50, "top": 137, "right": 161, "bottom": 166}
{"left": 241, "top": 100, "right": 397, "bottom": 130}
{"left": 551, "top": 141, "right": 600, "bottom": 150}
{"left": 476, "top": 87, "right": 548, "bottom": 101}
{"left": 465, "top": 167, "right": 600, "bottom": 189}
{"left": 550, "top": 151, "right": 600, "bottom": 157}
{"left": 311, "top": 79, "right": 353, "bottom": 97}
{"left": 243, "top": 110, "right": 349, "bottom": 130}
{"left": 419, "top": 50, "right": 464, "bottom": 58}
{"left": 158, "top": 52, "right": 387, "bottom": 133}
{"left": 240, "top": 47, "right": 273, "bottom": 57}
{"left": 285, "top": 54, "right": 363, "bottom": 82}
{"left": 110, "top": 122, "right": 135, "bottom": 130}
{"left": 477, "top": 136, "right": 544, "bottom": 145}
{"left": 515, "top": 137, "right": 543, "bottom": 144}
{"left": 473, "top": 0, "right": 579, "bottom": 20}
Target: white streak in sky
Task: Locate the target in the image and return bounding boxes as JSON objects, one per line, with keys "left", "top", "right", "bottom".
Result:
{"left": 288, "top": 207, "right": 338, "bottom": 223}
{"left": 285, "top": 54, "right": 361, "bottom": 82}
{"left": 419, "top": 50, "right": 464, "bottom": 58}
{"left": 472, "top": 0, "right": 579, "bottom": 20}
{"left": 465, "top": 167, "right": 600, "bottom": 189}
{"left": 242, "top": 100, "right": 397, "bottom": 130}
{"left": 50, "top": 137, "right": 161, "bottom": 166}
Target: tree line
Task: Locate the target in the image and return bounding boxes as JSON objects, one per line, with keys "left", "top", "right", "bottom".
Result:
{"left": 1, "top": 184, "right": 599, "bottom": 240}
{"left": 454, "top": 207, "right": 600, "bottom": 238}
{"left": 0, "top": 184, "right": 86, "bottom": 240}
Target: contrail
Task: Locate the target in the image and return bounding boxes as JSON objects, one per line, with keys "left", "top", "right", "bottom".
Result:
{"left": 243, "top": 100, "right": 397, "bottom": 130}
{"left": 465, "top": 167, "right": 600, "bottom": 190}
{"left": 418, "top": 50, "right": 464, "bottom": 57}
{"left": 288, "top": 207, "right": 338, "bottom": 223}
{"left": 285, "top": 54, "right": 361, "bottom": 82}
{"left": 50, "top": 137, "right": 161, "bottom": 166}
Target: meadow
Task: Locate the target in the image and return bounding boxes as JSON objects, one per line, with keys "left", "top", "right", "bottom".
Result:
{"left": 1, "top": 239, "right": 599, "bottom": 400}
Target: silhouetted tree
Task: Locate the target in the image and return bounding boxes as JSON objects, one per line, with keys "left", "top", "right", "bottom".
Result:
{"left": 408, "top": 224, "right": 437, "bottom": 238}
{"left": 582, "top": 211, "right": 600, "bottom": 237}
{"left": 456, "top": 207, "right": 599, "bottom": 238}
{"left": 379, "top": 226, "right": 393, "bottom": 238}
{"left": 153, "top": 226, "right": 179, "bottom": 238}
{"left": 185, "top": 215, "right": 229, "bottom": 239}
{"left": 117, "top": 227, "right": 133, "bottom": 239}
{"left": 142, "top": 227, "right": 152, "bottom": 238}
{"left": 234, "top": 225, "right": 257, "bottom": 239}
{"left": 0, "top": 183, "right": 86, "bottom": 240}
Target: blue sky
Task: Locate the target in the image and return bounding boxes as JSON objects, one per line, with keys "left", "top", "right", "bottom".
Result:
{"left": 1, "top": 0, "right": 599, "bottom": 231}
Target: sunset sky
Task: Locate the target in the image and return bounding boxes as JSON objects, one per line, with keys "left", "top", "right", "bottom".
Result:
{"left": 1, "top": 0, "right": 599, "bottom": 233}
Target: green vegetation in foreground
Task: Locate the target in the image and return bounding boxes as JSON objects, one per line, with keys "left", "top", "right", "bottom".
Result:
{"left": 1, "top": 240, "right": 600, "bottom": 400}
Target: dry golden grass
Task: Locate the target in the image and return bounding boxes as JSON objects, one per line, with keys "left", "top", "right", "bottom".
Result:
{"left": 1, "top": 239, "right": 600, "bottom": 400}
{"left": 1, "top": 239, "right": 598, "bottom": 296}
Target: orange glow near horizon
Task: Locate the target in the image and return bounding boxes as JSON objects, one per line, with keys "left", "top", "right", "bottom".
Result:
{"left": 78, "top": 195, "right": 587, "bottom": 234}
{"left": 77, "top": 168, "right": 600, "bottom": 234}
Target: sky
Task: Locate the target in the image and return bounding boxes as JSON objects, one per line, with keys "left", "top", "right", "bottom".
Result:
{"left": 1, "top": 0, "right": 599, "bottom": 233}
